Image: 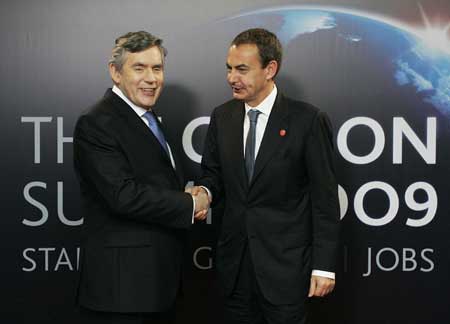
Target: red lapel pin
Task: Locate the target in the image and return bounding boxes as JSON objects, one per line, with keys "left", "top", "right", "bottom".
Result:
{"left": 279, "top": 129, "right": 286, "bottom": 137}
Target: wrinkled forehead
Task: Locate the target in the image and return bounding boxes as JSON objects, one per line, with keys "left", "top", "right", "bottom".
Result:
{"left": 227, "top": 44, "right": 262, "bottom": 66}
{"left": 122, "top": 46, "right": 165, "bottom": 65}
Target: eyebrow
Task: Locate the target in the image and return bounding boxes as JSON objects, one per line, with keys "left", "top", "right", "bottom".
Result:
{"left": 235, "top": 64, "right": 249, "bottom": 69}
{"left": 226, "top": 63, "right": 249, "bottom": 69}
{"left": 131, "top": 63, "right": 163, "bottom": 69}
{"left": 131, "top": 63, "right": 146, "bottom": 68}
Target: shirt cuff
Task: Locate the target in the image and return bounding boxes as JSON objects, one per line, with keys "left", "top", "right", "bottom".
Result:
{"left": 311, "top": 270, "right": 335, "bottom": 279}
{"left": 191, "top": 195, "right": 195, "bottom": 224}
{"left": 200, "top": 186, "right": 213, "bottom": 202}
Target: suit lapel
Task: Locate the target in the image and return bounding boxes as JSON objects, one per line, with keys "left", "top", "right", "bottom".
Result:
{"left": 105, "top": 89, "right": 176, "bottom": 170}
{"left": 226, "top": 100, "right": 249, "bottom": 192}
{"left": 171, "top": 151, "right": 185, "bottom": 188}
{"left": 251, "top": 93, "right": 289, "bottom": 186}
{"left": 159, "top": 121, "right": 185, "bottom": 187}
{"left": 153, "top": 116, "right": 177, "bottom": 166}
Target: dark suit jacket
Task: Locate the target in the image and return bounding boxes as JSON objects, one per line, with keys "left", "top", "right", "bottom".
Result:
{"left": 73, "top": 89, "right": 193, "bottom": 313}
{"left": 198, "top": 92, "right": 340, "bottom": 305}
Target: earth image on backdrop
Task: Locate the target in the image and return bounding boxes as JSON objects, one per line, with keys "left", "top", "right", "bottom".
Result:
{"left": 180, "top": 6, "right": 450, "bottom": 121}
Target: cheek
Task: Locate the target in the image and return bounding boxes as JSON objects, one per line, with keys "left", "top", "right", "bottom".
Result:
{"left": 243, "top": 78, "right": 253, "bottom": 90}
{"left": 238, "top": 76, "right": 248, "bottom": 88}
{"left": 123, "top": 78, "right": 137, "bottom": 90}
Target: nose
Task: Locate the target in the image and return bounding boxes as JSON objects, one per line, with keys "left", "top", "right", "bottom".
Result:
{"left": 144, "top": 69, "right": 157, "bottom": 83}
{"left": 227, "top": 69, "right": 237, "bottom": 84}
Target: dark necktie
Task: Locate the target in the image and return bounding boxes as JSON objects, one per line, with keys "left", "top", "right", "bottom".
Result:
{"left": 245, "top": 109, "right": 261, "bottom": 183}
{"left": 143, "top": 111, "right": 169, "bottom": 155}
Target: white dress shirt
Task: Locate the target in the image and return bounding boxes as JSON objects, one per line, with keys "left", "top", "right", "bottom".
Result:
{"left": 112, "top": 86, "right": 195, "bottom": 223}
{"left": 243, "top": 85, "right": 278, "bottom": 157}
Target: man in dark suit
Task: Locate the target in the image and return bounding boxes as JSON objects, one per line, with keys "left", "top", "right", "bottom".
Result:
{"left": 194, "top": 28, "right": 340, "bottom": 323}
{"left": 73, "top": 31, "right": 209, "bottom": 323}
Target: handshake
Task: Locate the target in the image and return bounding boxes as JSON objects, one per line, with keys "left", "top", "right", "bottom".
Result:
{"left": 185, "top": 186, "right": 211, "bottom": 221}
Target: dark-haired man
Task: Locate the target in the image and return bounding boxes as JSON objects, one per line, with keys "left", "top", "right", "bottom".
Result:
{"left": 195, "top": 28, "right": 340, "bottom": 323}
{"left": 74, "top": 31, "right": 209, "bottom": 323}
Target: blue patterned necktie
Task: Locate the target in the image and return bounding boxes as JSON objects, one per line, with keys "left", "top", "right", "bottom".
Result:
{"left": 245, "top": 109, "right": 261, "bottom": 183}
{"left": 143, "top": 111, "right": 169, "bottom": 155}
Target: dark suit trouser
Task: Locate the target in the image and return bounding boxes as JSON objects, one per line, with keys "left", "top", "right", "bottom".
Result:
{"left": 224, "top": 245, "right": 309, "bottom": 324}
{"left": 78, "top": 306, "right": 175, "bottom": 324}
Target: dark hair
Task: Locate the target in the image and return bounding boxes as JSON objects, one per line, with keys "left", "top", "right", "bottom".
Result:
{"left": 231, "top": 28, "right": 282, "bottom": 77}
{"left": 109, "top": 31, "right": 167, "bottom": 71}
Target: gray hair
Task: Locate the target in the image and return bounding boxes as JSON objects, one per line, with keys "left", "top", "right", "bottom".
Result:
{"left": 109, "top": 31, "right": 167, "bottom": 71}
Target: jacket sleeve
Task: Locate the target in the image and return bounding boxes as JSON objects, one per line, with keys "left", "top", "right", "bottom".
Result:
{"left": 73, "top": 114, "right": 193, "bottom": 229}
{"left": 197, "top": 109, "right": 224, "bottom": 206}
{"left": 304, "top": 111, "right": 341, "bottom": 272}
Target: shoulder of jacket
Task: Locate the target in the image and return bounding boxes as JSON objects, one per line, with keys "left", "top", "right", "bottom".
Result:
{"left": 282, "top": 95, "right": 320, "bottom": 116}
{"left": 76, "top": 93, "right": 119, "bottom": 129}
{"left": 212, "top": 98, "right": 241, "bottom": 116}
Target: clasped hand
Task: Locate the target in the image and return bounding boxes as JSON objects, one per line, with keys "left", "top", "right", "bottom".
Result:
{"left": 185, "top": 186, "right": 211, "bottom": 221}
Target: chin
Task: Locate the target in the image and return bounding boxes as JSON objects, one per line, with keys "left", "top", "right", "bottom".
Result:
{"left": 232, "top": 93, "right": 246, "bottom": 100}
{"left": 140, "top": 99, "right": 156, "bottom": 107}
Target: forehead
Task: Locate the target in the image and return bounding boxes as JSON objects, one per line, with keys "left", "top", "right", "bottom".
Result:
{"left": 124, "top": 46, "right": 164, "bottom": 65}
{"left": 227, "top": 44, "right": 261, "bottom": 66}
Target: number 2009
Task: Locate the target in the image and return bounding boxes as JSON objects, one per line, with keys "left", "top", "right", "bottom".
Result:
{"left": 338, "top": 181, "right": 437, "bottom": 227}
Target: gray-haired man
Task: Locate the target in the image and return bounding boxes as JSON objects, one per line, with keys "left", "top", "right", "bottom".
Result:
{"left": 74, "top": 31, "right": 209, "bottom": 323}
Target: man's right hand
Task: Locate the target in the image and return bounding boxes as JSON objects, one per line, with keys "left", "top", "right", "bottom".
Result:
{"left": 186, "top": 186, "right": 210, "bottom": 221}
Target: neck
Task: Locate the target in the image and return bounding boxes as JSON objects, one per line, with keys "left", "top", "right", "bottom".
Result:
{"left": 246, "top": 81, "right": 274, "bottom": 107}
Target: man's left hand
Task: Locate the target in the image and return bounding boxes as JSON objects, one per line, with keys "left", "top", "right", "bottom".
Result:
{"left": 308, "top": 275, "right": 335, "bottom": 297}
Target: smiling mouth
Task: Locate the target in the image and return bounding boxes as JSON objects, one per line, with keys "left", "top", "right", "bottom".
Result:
{"left": 141, "top": 88, "right": 157, "bottom": 95}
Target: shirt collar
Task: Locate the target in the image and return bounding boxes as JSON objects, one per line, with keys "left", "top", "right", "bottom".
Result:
{"left": 244, "top": 84, "right": 277, "bottom": 117}
{"left": 112, "top": 85, "right": 149, "bottom": 117}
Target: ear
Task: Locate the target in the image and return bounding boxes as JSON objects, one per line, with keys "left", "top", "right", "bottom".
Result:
{"left": 265, "top": 60, "right": 278, "bottom": 80}
{"left": 109, "top": 63, "right": 121, "bottom": 85}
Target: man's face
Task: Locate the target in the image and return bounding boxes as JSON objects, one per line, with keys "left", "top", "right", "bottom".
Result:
{"left": 109, "top": 46, "right": 164, "bottom": 109}
{"left": 226, "top": 44, "right": 276, "bottom": 107}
